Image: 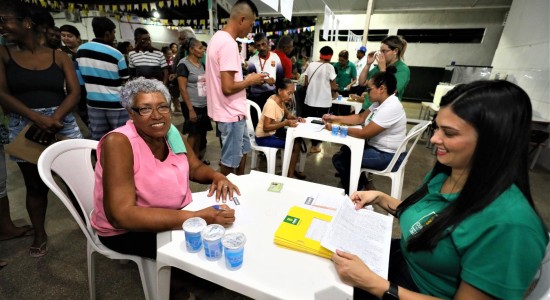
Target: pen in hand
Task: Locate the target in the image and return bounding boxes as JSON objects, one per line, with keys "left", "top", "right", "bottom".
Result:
{"left": 212, "top": 205, "right": 226, "bottom": 211}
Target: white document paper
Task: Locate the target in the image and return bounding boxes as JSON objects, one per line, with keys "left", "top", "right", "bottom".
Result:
{"left": 295, "top": 121, "right": 324, "bottom": 133}
{"left": 321, "top": 198, "right": 393, "bottom": 279}
{"left": 280, "top": 0, "right": 294, "bottom": 21}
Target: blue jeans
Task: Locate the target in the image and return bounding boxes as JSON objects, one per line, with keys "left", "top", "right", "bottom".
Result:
{"left": 332, "top": 145, "right": 405, "bottom": 194}
{"left": 256, "top": 135, "right": 285, "bottom": 149}
{"left": 218, "top": 120, "right": 251, "bottom": 168}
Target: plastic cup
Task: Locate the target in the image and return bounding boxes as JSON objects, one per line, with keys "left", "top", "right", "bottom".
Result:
{"left": 202, "top": 224, "right": 225, "bottom": 261}
{"left": 182, "top": 217, "right": 207, "bottom": 253}
{"left": 331, "top": 124, "right": 340, "bottom": 136}
{"left": 340, "top": 125, "right": 349, "bottom": 137}
{"left": 337, "top": 95, "right": 342, "bottom": 101}
{"left": 222, "top": 233, "right": 247, "bottom": 270}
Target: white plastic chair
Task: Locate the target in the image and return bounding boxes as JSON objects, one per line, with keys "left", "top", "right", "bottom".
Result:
{"left": 361, "top": 121, "right": 431, "bottom": 200}
{"left": 37, "top": 139, "right": 157, "bottom": 300}
{"left": 526, "top": 233, "right": 550, "bottom": 300}
{"left": 246, "top": 100, "right": 283, "bottom": 174}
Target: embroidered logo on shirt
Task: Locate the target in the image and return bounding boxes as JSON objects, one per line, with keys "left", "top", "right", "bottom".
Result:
{"left": 271, "top": 60, "right": 276, "bottom": 67}
{"left": 409, "top": 211, "right": 438, "bottom": 235}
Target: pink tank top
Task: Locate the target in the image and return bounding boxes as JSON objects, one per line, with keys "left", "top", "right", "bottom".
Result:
{"left": 91, "top": 121, "right": 193, "bottom": 236}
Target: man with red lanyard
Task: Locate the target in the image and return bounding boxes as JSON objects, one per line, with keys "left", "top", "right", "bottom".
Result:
{"left": 247, "top": 32, "right": 284, "bottom": 128}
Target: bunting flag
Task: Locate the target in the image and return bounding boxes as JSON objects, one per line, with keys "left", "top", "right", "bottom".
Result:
{"left": 150, "top": 2, "right": 157, "bottom": 11}
{"left": 158, "top": 1, "right": 165, "bottom": 8}
{"left": 98, "top": 5, "right": 103, "bottom": 12}
{"left": 174, "top": 0, "right": 179, "bottom": 7}
{"left": 141, "top": 3, "right": 148, "bottom": 11}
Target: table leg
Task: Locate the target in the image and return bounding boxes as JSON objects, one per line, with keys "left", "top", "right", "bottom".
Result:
{"left": 348, "top": 147, "right": 362, "bottom": 195}
{"left": 157, "top": 264, "right": 171, "bottom": 300}
{"left": 281, "top": 129, "right": 295, "bottom": 177}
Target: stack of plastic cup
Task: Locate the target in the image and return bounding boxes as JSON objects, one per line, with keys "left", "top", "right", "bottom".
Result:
{"left": 202, "top": 224, "right": 225, "bottom": 261}
{"left": 340, "top": 125, "right": 349, "bottom": 137}
{"left": 182, "top": 217, "right": 207, "bottom": 253}
{"left": 331, "top": 124, "right": 340, "bottom": 136}
{"left": 222, "top": 233, "right": 247, "bottom": 270}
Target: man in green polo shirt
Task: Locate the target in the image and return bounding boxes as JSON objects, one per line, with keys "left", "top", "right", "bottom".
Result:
{"left": 333, "top": 50, "right": 357, "bottom": 97}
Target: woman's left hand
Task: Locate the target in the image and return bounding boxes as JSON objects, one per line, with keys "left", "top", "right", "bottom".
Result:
{"left": 296, "top": 117, "right": 306, "bottom": 123}
{"left": 332, "top": 249, "right": 374, "bottom": 287}
{"left": 208, "top": 174, "right": 241, "bottom": 203}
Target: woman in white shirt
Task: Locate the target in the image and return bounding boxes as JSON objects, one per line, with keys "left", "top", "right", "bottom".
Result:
{"left": 322, "top": 66, "right": 406, "bottom": 194}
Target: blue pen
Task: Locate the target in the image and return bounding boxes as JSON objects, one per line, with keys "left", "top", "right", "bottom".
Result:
{"left": 212, "top": 205, "right": 226, "bottom": 211}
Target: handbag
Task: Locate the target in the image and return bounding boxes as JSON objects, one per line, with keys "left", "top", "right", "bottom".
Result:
{"left": 4, "top": 124, "right": 66, "bottom": 164}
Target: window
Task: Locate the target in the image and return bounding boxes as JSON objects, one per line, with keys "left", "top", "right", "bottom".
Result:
{"left": 397, "top": 29, "right": 485, "bottom": 43}
{"left": 318, "top": 29, "right": 389, "bottom": 42}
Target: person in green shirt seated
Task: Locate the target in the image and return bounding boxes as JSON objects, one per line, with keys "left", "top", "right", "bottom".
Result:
{"left": 332, "top": 80, "right": 549, "bottom": 300}
{"left": 333, "top": 50, "right": 357, "bottom": 97}
{"left": 356, "top": 36, "right": 410, "bottom": 110}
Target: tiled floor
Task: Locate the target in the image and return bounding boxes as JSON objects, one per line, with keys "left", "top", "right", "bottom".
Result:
{"left": 0, "top": 102, "right": 548, "bottom": 299}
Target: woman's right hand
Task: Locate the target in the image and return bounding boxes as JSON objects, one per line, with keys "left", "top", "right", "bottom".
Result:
{"left": 286, "top": 119, "right": 298, "bottom": 127}
{"left": 322, "top": 114, "right": 333, "bottom": 122}
{"left": 197, "top": 205, "right": 236, "bottom": 227}
{"left": 366, "top": 51, "right": 377, "bottom": 65}
{"left": 350, "top": 191, "right": 383, "bottom": 209}
{"left": 189, "top": 109, "right": 198, "bottom": 123}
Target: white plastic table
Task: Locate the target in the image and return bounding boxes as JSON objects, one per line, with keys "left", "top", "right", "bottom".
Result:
{"left": 156, "top": 171, "right": 352, "bottom": 300}
{"left": 281, "top": 118, "right": 366, "bottom": 195}
{"left": 332, "top": 97, "right": 363, "bottom": 114}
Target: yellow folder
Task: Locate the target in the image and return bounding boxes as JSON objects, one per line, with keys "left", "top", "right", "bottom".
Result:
{"left": 273, "top": 206, "right": 334, "bottom": 259}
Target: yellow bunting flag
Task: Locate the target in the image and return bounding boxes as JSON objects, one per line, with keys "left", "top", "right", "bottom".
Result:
{"left": 98, "top": 5, "right": 104, "bottom": 12}
{"left": 127, "top": 4, "right": 132, "bottom": 11}
{"left": 191, "top": 0, "right": 196, "bottom": 5}
{"left": 161, "top": 19, "right": 168, "bottom": 25}
{"left": 39, "top": 0, "right": 46, "bottom": 7}
{"left": 174, "top": 0, "right": 180, "bottom": 7}
{"left": 112, "top": 5, "right": 117, "bottom": 12}
{"left": 68, "top": 3, "right": 74, "bottom": 13}
{"left": 159, "top": 1, "right": 165, "bottom": 8}
{"left": 142, "top": 3, "right": 149, "bottom": 11}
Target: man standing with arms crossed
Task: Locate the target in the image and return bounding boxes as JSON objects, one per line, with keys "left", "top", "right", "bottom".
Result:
{"left": 206, "top": 0, "right": 265, "bottom": 176}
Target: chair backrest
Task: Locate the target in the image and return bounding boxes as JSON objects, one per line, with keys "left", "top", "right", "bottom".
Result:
{"left": 526, "top": 233, "right": 550, "bottom": 299}
{"left": 377, "top": 121, "right": 431, "bottom": 173}
{"left": 246, "top": 100, "right": 262, "bottom": 142}
{"left": 37, "top": 139, "right": 99, "bottom": 244}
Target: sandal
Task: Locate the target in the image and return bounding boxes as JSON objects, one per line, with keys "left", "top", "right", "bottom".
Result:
{"left": 29, "top": 241, "right": 48, "bottom": 258}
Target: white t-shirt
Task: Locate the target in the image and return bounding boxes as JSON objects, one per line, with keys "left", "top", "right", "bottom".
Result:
{"left": 353, "top": 56, "right": 367, "bottom": 87}
{"left": 304, "top": 61, "right": 336, "bottom": 108}
{"left": 247, "top": 52, "right": 284, "bottom": 96}
{"left": 364, "top": 95, "right": 407, "bottom": 153}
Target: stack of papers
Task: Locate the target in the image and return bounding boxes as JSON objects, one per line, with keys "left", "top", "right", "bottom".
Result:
{"left": 274, "top": 196, "right": 394, "bottom": 278}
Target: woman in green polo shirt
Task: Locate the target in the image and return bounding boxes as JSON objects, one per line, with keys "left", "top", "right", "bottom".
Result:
{"left": 332, "top": 80, "right": 548, "bottom": 300}
{"left": 356, "top": 36, "right": 410, "bottom": 110}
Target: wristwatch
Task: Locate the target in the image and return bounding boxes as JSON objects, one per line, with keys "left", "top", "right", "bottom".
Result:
{"left": 382, "top": 282, "right": 399, "bottom": 300}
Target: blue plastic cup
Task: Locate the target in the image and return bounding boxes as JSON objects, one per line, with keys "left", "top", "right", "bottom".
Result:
{"left": 202, "top": 224, "right": 225, "bottom": 261}
{"left": 331, "top": 124, "right": 340, "bottom": 136}
{"left": 182, "top": 217, "right": 207, "bottom": 253}
{"left": 337, "top": 95, "right": 342, "bottom": 101}
{"left": 222, "top": 233, "right": 247, "bottom": 270}
{"left": 340, "top": 125, "right": 349, "bottom": 137}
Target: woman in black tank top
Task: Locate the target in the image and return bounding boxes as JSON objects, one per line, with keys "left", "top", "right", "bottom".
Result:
{"left": 0, "top": 0, "right": 82, "bottom": 258}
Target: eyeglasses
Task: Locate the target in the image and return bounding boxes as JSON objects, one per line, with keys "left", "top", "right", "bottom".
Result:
{"left": 131, "top": 105, "right": 171, "bottom": 116}
{"left": 0, "top": 16, "right": 24, "bottom": 24}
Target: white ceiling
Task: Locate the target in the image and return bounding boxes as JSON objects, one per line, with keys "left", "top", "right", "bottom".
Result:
{"left": 231, "top": 0, "right": 513, "bottom": 16}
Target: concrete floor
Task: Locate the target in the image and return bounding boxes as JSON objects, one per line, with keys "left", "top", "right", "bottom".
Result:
{"left": 0, "top": 102, "right": 549, "bottom": 299}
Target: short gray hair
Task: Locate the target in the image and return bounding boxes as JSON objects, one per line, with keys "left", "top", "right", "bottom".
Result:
{"left": 119, "top": 77, "right": 171, "bottom": 110}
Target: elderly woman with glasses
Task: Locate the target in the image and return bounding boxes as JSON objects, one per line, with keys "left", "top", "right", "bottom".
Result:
{"left": 91, "top": 77, "right": 237, "bottom": 260}
{"left": 323, "top": 66, "right": 406, "bottom": 194}
{"left": 354, "top": 35, "right": 409, "bottom": 111}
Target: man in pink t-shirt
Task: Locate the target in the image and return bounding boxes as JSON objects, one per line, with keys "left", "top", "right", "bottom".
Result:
{"left": 206, "top": 0, "right": 265, "bottom": 176}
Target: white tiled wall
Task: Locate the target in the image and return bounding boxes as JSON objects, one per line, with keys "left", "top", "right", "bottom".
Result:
{"left": 491, "top": 0, "right": 550, "bottom": 169}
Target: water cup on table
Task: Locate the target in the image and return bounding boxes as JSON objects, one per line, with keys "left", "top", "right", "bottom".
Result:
{"left": 182, "top": 217, "right": 207, "bottom": 253}
{"left": 222, "top": 232, "right": 247, "bottom": 270}
{"left": 202, "top": 224, "right": 225, "bottom": 261}
{"left": 339, "top": 125, "right": 349, "bottom": 137}
{"left": 337, "top": 95, "right": 342, "bottom": 101}
{"left": 331, "top": 124, "right": 340, "bottom": 136}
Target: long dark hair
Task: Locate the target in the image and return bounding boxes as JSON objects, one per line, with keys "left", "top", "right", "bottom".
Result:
{"left": 397, "top": 80, "right": 538, "bottom": 252}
